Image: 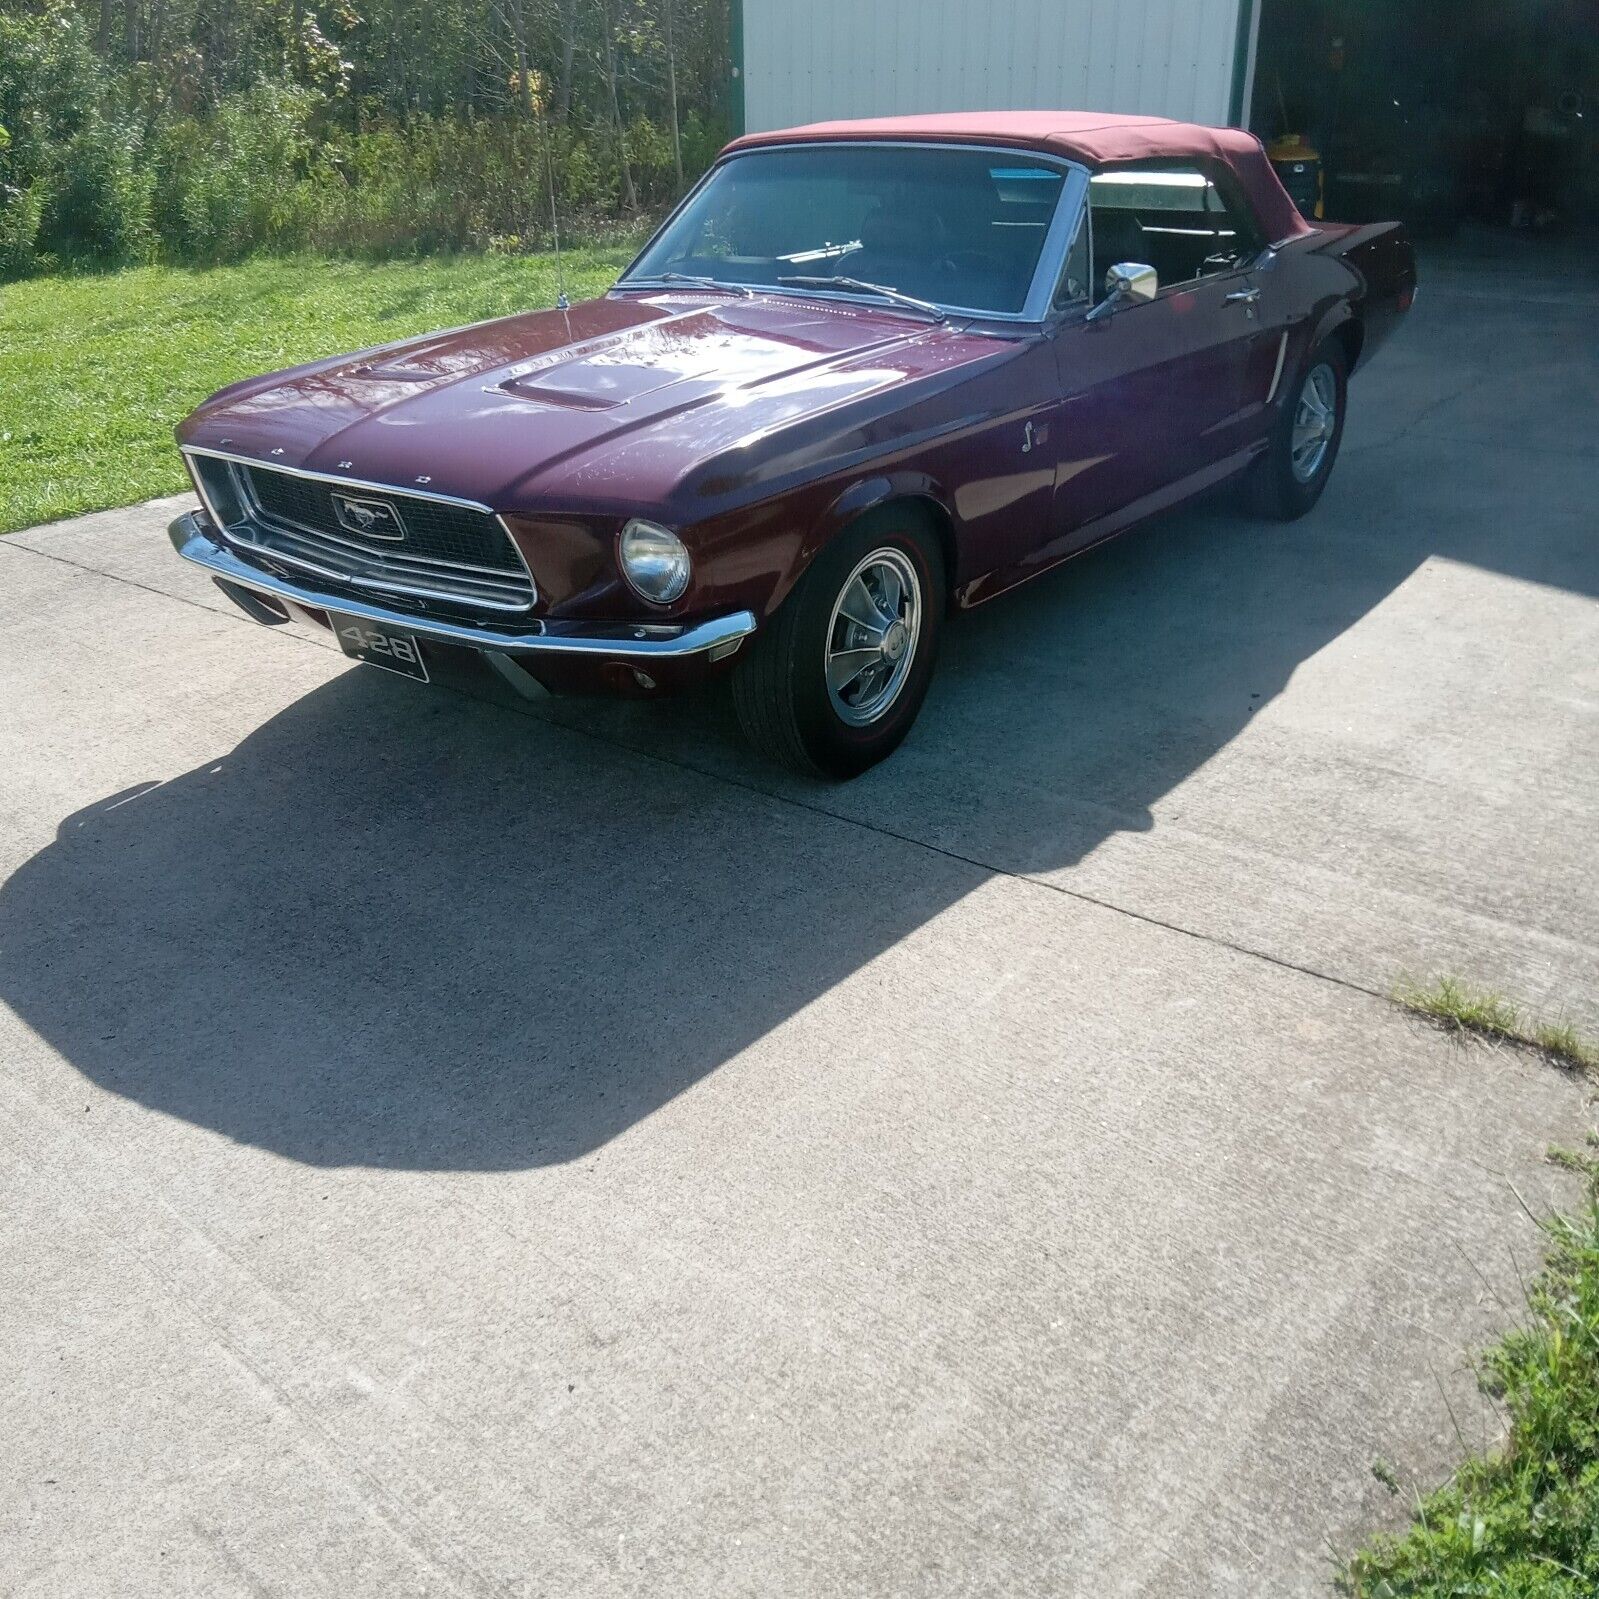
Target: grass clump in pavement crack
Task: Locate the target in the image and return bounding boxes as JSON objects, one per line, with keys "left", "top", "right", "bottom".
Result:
{"left": 1343, "top": 1174, "right": 1599, "bottom": 1596}
{"left": 1547, "top": 1136, "right": 1599, "bottom": 1180}
{"left": 1394, "top": 975, "right": 1598, "bottom": 1073}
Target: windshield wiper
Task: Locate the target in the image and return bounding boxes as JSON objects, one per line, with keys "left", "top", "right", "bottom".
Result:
{"left": 776, "top": 275, "right": 945, "bottom": 321}
{"left": 621, "top": 272, "right": 754, "bottom": 298}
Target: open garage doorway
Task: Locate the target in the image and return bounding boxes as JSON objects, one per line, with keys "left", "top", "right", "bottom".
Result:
{"left": 1248, "top": 0, "right": 1598, "bottom": 239}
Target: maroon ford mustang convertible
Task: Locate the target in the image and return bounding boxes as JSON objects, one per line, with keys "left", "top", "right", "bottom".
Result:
{"left": 171, "top": 111, "right": 1415, "bottom": 776}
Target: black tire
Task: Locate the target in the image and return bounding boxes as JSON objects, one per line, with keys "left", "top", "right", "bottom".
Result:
{"left": 1246, "top": 338, "right": 1349, "bottom": 520}
{"left": 733, "top": 507, "right": 946, "bottom": 779}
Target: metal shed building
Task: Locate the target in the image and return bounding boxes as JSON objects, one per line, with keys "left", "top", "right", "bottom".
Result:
{"left": 730, "top": 2, "right": 1599, "bottom": 244}
{"left": 732, "top": 0, "right": 1262, "bottom": 135}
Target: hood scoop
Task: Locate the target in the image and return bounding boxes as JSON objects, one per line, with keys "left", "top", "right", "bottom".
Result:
{"left": 498, "top": 374, "right": 629, "bottom": 411}
{"left": 494, "top": 306, "right": 764, "bottom": 411}
{"left": 497, "top": 355, "right": 724, "bottom": 411}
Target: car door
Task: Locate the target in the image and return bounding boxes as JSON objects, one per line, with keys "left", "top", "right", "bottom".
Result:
{"left": 1040, "top": 166, "right": 1272, "bottom": 558}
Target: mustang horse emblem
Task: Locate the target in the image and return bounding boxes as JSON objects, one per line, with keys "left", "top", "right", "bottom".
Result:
{"left": 332, "top": 494, "right": 407, "bottom": 541}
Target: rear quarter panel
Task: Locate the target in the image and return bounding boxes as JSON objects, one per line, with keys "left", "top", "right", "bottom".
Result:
{"left": 1246, "top": 220, "right": 1414, "bottom": 452}
{"left": 1315, "top": 222, "right": 1418, "bottom": 369}
{"left": 1272, "top": 222, "right": 1416, "bottom": 375}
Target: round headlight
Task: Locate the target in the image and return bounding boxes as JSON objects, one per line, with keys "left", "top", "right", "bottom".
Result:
{"left": 619, "top": 519, "right": 692, "bottom": 604}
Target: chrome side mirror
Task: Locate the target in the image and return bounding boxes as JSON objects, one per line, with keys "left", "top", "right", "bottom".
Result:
{"left": 1107, "top": 261, "right": 1158, "bottom": 303}
{"left": 1087, "top": 261, "right": 1158, "bottom": 321}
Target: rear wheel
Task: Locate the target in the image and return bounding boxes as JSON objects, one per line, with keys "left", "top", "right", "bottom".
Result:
{"left": 1246, "top": 339, "right": 1349, "bottom": 520}
{"left": 733, "top": 509, "right": 945, "bottom": 778}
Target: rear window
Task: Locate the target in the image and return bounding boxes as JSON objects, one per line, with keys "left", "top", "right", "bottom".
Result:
{"left": 1089, "top": 170, "right": 1230, "bottom": 214}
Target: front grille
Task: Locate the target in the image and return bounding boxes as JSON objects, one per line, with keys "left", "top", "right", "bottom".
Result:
{"left": 242, "top": 468, "right": 524, "bottom": 576}
{"left": 196, "top": 456, "right": 536, "bottom": 615}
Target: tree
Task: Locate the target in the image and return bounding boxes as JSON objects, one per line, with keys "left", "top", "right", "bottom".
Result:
{"left": 597, "top": 0, "right": 637, "bottom": 210}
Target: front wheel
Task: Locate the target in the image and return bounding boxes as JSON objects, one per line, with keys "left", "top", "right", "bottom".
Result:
{"left": 733, "top": 510, "right": 945, "bottom": 778}
{"left": 1246, "top": 339, "right": 1349, "bottom": 520}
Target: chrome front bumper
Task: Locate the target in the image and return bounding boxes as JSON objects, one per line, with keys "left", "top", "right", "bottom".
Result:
{"left": 168, "top": 511, "right": 757, "bottom": 665}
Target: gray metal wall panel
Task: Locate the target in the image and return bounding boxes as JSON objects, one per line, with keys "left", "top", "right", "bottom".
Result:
{"left": 743, "top": 0, "right": 1244, "bottom": 133}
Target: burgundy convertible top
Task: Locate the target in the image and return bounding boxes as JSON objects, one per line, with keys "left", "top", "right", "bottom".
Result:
{"left": 724, "top": 111, "right": 1314, "bottom": 247}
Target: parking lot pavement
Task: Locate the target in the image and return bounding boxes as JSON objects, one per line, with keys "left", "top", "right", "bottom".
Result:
{"left": 2, "top": 244, "right": 1595, "bottom": 1596}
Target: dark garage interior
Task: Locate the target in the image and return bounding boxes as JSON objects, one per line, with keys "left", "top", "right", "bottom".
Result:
{"left": 1249, "top": 0, "right": 1598, "bottom": 237}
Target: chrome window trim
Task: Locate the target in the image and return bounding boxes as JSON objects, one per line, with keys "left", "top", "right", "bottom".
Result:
{"left": 613, "top": 140, "right": 1091, "bottom": 328}
{"left": 182, "top": 445, "right": 539, "bottom": 613}
{"left": 1049, "top": 202, "right": 1094, "bottom": 314}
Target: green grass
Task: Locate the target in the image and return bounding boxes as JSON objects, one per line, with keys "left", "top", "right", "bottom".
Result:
{"left": 1343, "top": 1183, "right": 1599, "bottom": 1597}
{"left": 1349, "top": 983, "right": 1599, "bottom": 1595}
{"left": 1546, "top": 1141, "right": 1599, "bottom": 1179}
{"left": 0, "top": 246, "right": 638, "bottom": 534}
{"left": 1394, "top": 976, "right": 1599, "bottom": 1073}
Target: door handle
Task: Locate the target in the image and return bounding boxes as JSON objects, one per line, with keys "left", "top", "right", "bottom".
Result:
{"left": 1226, "top": 287, "right": 1261, "bottom": 305}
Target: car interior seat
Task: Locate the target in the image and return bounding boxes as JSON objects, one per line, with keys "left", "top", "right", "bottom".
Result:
{"left": 1090, "top": 208, "right": 1149, "bottom": 295}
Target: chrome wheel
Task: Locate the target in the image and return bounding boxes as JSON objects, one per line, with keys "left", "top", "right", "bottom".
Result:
{"left": 1291, "top": 362, "right": 1338, "bottom": 482}
{"left": 825, "top": 547, "right": 923, "bottom": 727}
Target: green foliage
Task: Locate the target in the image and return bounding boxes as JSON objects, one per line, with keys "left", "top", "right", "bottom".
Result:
{"left": 0, "top": 4, "right": 138, "bottom": 269}
{"left": 42, "top": 115, "right": 156, "bottom": 265}
{"left": 0, "top": 177, "right": 45, "bottom": 276}
{"left": 1355, "top": 986, "right": 1599, "bottom": 1592}
{"left": 152, "top": 84, "right": 321, "bottom": 262}
{"left": 0, "top": 5, "right": 101, "bottom": 185}
{"left": 680, "top": 108, "right": 727, "bottom": 183}
{"left": 0, "top": 248, "right": 640, "bottom": 532}
{"left": 0, "top": 0, "right": 729, "bottom": 280}
{"left": 1344, "top": 1192, "right": 1599, "bottom": 1597}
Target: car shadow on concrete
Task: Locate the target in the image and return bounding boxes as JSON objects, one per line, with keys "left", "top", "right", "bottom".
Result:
{"left": 5, "top": 405, "right": 1593, "bottom": 1175}
{"left": 2, "top": 650, "right": 1005, "bottom": 1170}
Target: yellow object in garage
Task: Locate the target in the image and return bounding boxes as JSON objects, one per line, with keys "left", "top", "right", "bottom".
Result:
{"left": 1268, "top": 133, "right": 1325, "bottom": 220}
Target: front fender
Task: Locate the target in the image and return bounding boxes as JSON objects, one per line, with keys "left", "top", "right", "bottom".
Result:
{"left": 769, "top": 470, "right": 959, "bottom": 616}
{"left": 678, "top": 334, "right": 1051, "bottom": 626}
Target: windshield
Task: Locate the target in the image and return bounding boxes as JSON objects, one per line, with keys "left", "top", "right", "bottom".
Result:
{"left": 621, "top": 144, "right": 1070, "bottom": 316}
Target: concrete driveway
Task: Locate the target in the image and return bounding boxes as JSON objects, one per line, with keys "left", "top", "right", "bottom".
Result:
{"left": 3, "top": 236, "right": 1596, "bottom": 1597}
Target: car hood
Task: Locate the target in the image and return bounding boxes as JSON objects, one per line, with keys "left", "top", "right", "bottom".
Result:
{"left": 178, "top": 292, "right": 1009, "bottom": 517}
